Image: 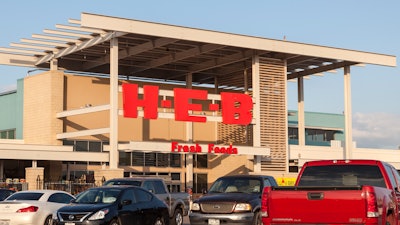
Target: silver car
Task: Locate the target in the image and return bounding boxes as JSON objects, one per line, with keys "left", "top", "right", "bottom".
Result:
{"left": 0, "top": 189, "right": 75, "bottom": 225}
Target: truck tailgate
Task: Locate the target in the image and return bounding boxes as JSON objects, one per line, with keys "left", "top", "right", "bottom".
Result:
{"left": 268, "top": 187, "right": 366, "bottom": 223}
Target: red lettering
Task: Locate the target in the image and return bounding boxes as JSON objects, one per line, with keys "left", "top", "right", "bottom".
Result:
{"left": 171, "top": 142, "right": 203, "bottom": 153}
{"left": 122, "top": 84, "right": 159, "bottom": 119}
{"left": 208, "top": 144, "right": 214, "bottom": 153}
{"left": 207, "top": 144, "right": 238, "bottom": 155}
{"left": 221, "top": 92, "right": 253, "bottom": 125}
{"left": 174, "top": 88, "right": 207, "bottom": 122}
{"left": 123, "top": 84, "right": 254, "bottom": 125}
{"left": 171, "top": 141, "right": 178, "bottom": 152}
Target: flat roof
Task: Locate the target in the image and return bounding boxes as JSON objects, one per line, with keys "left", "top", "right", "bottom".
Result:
{"left": 0, "top": 12, "right": 396, "bottom": 88}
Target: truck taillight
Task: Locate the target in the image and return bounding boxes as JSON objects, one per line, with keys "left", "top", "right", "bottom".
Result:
{"left": 261, "top": 186, "right": 271, "bottom": 217}
{"left": 363, "top": 186, "right": 379, "bottom": 218}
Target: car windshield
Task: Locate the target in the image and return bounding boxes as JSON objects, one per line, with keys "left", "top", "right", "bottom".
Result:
{"left": 208, "top": 177, "right": 262, "bottom": 194}
{"left": 75, "top": 189, "right": 121, "bottom": 204}
{"left": 7, "top": 192, "right": 43, "bottom": 201}
{"left": 103, "top": 180, "right": 142, "bottom": 186}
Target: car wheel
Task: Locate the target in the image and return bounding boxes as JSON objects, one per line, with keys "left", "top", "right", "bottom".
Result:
{"left": 252, "top": 211, "right": 262, "bottom": 225}
{"left": 171, "top": 208, "right": 183, "bottom": 225}
{"left": 110, "top": 219, "right": 120, "bottom": 225}
{"left": 44, "top": 215, "right": 52, "bottom": 225}
{"left": 154, "top": 217, "right": 165, "bottom": 225}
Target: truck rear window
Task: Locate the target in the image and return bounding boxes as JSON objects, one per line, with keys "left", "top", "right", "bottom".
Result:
{"left": 298, "top": 165, "right": 386, "bottom": 188}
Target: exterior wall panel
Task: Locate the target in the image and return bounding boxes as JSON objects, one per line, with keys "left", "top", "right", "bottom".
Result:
{"left": 259, "top": 58, "right": 287, "bottom": 171}
{"left": 23, "top": 71, "right": 64, "bottom": 145}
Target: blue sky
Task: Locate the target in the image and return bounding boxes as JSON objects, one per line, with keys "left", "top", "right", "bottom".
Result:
{"left": 0, "top": 1, "right": 399, "bottom": 149}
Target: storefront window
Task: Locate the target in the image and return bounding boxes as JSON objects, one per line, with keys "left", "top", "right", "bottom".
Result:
{"left": 170, "top": 154, "right": 181, "bottom": 167}
{"left": 119, "top": 152, "right": 131, "bottom": 166}
{"left": 195, "top": 155, "right": 208, "bottom": 168}
{"left": 193, "top": 173, "right": 208, "bottom": 193}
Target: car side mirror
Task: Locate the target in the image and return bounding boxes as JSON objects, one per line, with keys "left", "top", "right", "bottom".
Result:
{"left": 202, "top": 188, "right": 208, "bottom": 194}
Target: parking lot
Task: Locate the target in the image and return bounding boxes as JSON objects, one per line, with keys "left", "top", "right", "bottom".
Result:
{"left": 183, "top": 216, "right": 190, "bottom": 225}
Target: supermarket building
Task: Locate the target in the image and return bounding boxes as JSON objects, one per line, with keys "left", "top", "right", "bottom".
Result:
{"left": 0, "top": 13, "right": 398, "bottom": 191}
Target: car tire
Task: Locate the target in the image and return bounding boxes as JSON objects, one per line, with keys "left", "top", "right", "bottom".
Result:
{"left": 252, "top": 211, "right": 262, "bottom": 225}
{"left": 110, "top": 219, "right": 120, "bottom": 225}
{"left": 154, "top": 216, "right": 165, "bottom": 225}
{"left": 171, "top": 208, "right": 183, "bottom": 225}
{"left": 44, "top": 216, "right": 52, "bottom": 225}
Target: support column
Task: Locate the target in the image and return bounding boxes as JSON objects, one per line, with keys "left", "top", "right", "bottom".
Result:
{"left": 109, "top": 37, "right": 119, "bottom": 169}
{"left": 25, "top": 167, "right": 44, "bottom": 190}
{"left": 344, "top": 66, "right": 353, "bottom": 159}
{"left": 185, "top": 73, "right": 194, "bottom": 190}
{"left": 252, "top": 55, "right": 261, "bottom": 172}
{"left": 50, "top": 58, "right": 58, "bottom": 71}
{"left": 297, "top": 77, "right": 305, "bottom": 146}
{"left": 0, "top": 160, "right": 3, "bottom": 181}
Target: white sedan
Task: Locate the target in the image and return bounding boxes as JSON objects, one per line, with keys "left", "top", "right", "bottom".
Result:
{"left": 0, "top": 189, "right": 75, "bottom": 225}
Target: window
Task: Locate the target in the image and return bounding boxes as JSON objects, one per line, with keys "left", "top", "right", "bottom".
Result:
{"left": 144, "top": 153, "right": 156, "bottom": 166}
{"left": 48, "top": 193, "right": 74, "bottom": 204}
{"left": 195, "top": 155, "right": 208, "bottom": 168}
{"left": 152, "top": 180, "right": 167, "bottom": 194}
{"left": 0, "top": 129, "right": 15, "bottom": 139}
{"left": 170, "top": 154, "right": 181, "bottom": 167}
{"left": 132, "top": 152, "right": 144, "bottom": 166}
{"left": 89, "top": 142, "right": 101, "bottom": 152}
{"left": 298, "top": 165, "right": 386, "bottom": 188}
{"left": 135, "top": 188, "right": 152, "bottom": 202}
{"left": 119, "top": 152, "right": 131, "bottom": 166}
{"left": 128, "top": 152, "right": 182, "bottom": 168}
{"left": 157, "top": 154, "right": 169, "bottom": 167}
{"left": 306, "top": 129, "right": 335, "bottom": 142}
{"left": 63, "top": 140, "right": 107, "bottom": 153}
{"left": 193, "top": 173, "right": 208, "bottom": 194}
{"left": 7, "top": 192, "right": 43, "bottom": 200}
{"left": 121, "top": 189, "right": 136, "bottom": 204}
{"left": 75, "top": 141, "right": 88, "bottom": 151}
{"left": 171, "top": 173, "right": 180, "bottom": 181}
{"left": 288, "top": 127, "right": 298, "bottom": 140}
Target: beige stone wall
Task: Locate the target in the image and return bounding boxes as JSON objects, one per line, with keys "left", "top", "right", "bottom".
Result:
{"left": 25, "top": 167, "right": 44, "bottom": 190}
{"left": 23, "top": 71, "right": 64, "bottom": 145}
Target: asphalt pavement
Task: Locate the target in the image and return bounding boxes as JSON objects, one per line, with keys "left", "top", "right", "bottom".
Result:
{"left": 183, "top": 216, "right": 190, "bottom": 225}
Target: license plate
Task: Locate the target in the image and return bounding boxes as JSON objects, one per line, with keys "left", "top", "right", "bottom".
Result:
{"left": 208, "top": 219, "right": 220, "bottom": 225}
{"left": 65, "top": 223, "right": 75, "bottom": 225}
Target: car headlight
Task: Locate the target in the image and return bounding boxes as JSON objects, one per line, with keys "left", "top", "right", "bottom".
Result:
{"left": 88, "top": 208, "right": 109, "bottom": 220}
{"left": 191, "top": 203, "right": 200, "bottom": 211}
{"left": 234, "top": 203, "right": 252, "bottom": 212}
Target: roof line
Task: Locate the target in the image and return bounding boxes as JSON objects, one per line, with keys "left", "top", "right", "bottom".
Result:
{"left": 81, "top": 12, "right": 396, "bottom": 67}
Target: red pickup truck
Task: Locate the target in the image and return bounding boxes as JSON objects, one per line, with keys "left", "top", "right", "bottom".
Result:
{"left": 261, "top": 160, "right": 400, "bottom": 225}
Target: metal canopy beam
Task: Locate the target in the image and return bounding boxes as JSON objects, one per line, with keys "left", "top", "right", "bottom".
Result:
{"left": 82, "top": 37, "right": 177, "bottom": 70}
{"left": 287, "top": 61, "right": 358, "bottom": 80}
{"left": 130, "top": 43, "right": 224, "bottom": 74}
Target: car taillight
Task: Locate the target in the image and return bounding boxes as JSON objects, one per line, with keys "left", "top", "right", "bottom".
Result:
{"left": 363, "top": 186, "right": 379, "bottom": 218}
{"left": 261, "top": 186, "right": 271, "bottom": 217}
{"left": 17, "top": 206, "right": 38, "bottom": 213}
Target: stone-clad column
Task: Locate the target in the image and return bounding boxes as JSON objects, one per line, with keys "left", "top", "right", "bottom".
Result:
{"left": 25, "top": 167, "right": 44, "bottom": 190}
